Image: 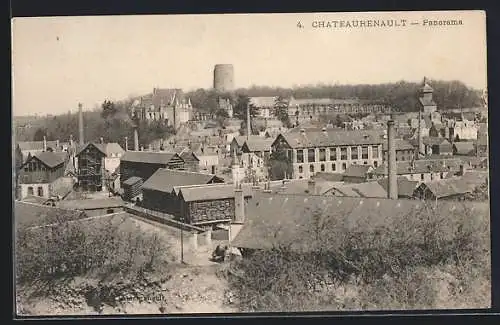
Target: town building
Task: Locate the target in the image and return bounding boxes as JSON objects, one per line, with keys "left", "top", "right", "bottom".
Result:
{"left": 122, "top": 176, "right": 143, "bottom": 202}
{"left": 421, "top": 137, "right": 453, "bottom": 156}
{"left": 140, "top": 169, "right": 224, "bottom": 215}
{"left": 271, "top": 129, "right": 385, "bottom": 179}
{"left": 453, "top": 142, "right": 476, "bottom": 156}
{"left": 413, "top": 173, "right": 487, "bottom": 201}
{"left": 418, "top": 78, "right": 437, "bottom": 114}
{"left": 449, "top": 118, "right": 478, "bottom": 141}
{"left": 17, "top": 151, "right": 74, "bottom": 199}
{"left": 249, "top": 96, "right": 278, "bottom": 118}
{"left": 119, "top": 151, "right": 185, "bottom": 187}
{"left": 16, "top": 138, "right": 70, "bottom": 166}
{"left": 382, "top": 138, "right": 415, "bottom": 162}
{"left": 324, "top": 181, "right": 388, "bottom": 198}
{"left": 372, "top": 158, "right": 463, "bottom": 183}
{"left": 131, "top": 88, "right": 193, "bottom": 128}
{"left": 342, "top": 165, "right": 375, "bottom": 183}
{"left": 217, "top": 97, "right": 234, "bottom": 118}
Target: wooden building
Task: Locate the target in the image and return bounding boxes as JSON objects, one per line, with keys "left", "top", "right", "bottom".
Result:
{"left": 122, "top": 176, "right": 143, "bottom": 201}
{"left": 75, "top": 143, "right": 106, "bottom": 192}
{"left": 119, "top": 151, "right": 185, "bottom": 187}
{"left": 179, "top": 150, "right": 200, "bottom": 172}
{"left": 140, "top": 169, "right": 224, "bottom": 216}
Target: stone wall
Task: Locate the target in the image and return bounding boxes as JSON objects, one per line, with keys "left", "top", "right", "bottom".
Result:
{"left": 188, "top": 199, "right": 234, "bottom": 223}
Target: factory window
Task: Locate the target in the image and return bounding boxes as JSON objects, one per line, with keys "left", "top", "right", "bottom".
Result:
{"left": 27, "top": 187, "right": 34, "bottom": 196}
{"left": 401, "top": 156, "right": 405, "bottom": 161}
{"left": 372, "top": 146, "right": 379, "bottom": 159}
{"left": 374, "top": 161, "right": 378, "bottom": 168}
{"left": 340, "top": 147, "right": 348, "bottom": 160}
{"left": 332, "top": 163, "right": 336, "bottom": 171}
{"left": 342, "top": 163, "right": 347, "bottom": 170}
{"left": 351, "top": 147, "right": 358, "bottom": 160}
{"left": 310, "top": 165, "right": 315, "bottom": 173}
{"left": 330, "top": 148, "right": 337, "bottom": 161}
{"left": 421, "top": 174, "right": 424, "bottom": 181}
{"left": 321, "top": 164, "right": 325, "bottom": 172}
{"left": 297, "top": 150, "right": 304, "bottom": 163}
{"left": 319, "top": 148, "right": 326, "bottom": 162}
{"left": 298, "top": 165, "right": 303, "bottom": 173}
{"left": 308, "top": 149, "right": 316, "bottom": 163}
{"left": 37, "top": 186, "right": 44, "bottom": 197}
{"left": 362, "top": 146, "right": 368, "bottom": 159}
{"left": 363, "top": 161, "right": 368, "bottom": 165}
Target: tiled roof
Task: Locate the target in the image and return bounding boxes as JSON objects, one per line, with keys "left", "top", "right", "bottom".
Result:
{"left": 329, "top": 181, "right": 388, "bottom": 198}
{"left": 231, "top": 193, "right": 488, "bottom": 251}
{"left": 30, "top": 151, "right": 67, "bottom": 168}
{"left": 312, "top": 172, "right": 345, "bottom": 182}
{"left": 453, "top": 142, "right": 475, "bottom": 155}
{"left": 94, "top": 143, "right": 125, "bottom": 156}
{"left": 377, "top": 177, "right": 420, "bottom": 197}
{"left": 180, "top": 151, "right": 200, "bottom": 162}
{"left": 141, "top": 168, "right": 223, "bottom": 193}
{"left": 382, "top": 139, "right": 415, "bottom": 151}
{"left": 276, "top": 130, "right": 385, "bottom": 149}
{"left": 242, "top": 138, "right": 275, "bottom": 153}
{"left": 58, "top": 197, "right": 124, "bottom": 210}
{"left": 177, "top": 183, "right": 253, "bottom": 202}
{"left": 121, "top": 151, "right": 181, "bottom": 165}
{"left": 270, "top": 179, "right": 344, "bottom": 195}
{"left": 15, "top": 201, "right": 87, "bottom": 229}
{"left": 123, "top": 176, "right": 143, "bottom": 186}
{"left": 417, "top": 177, "right": 480, "bottom": 199}
{"left": 234, "top": 136, "right": 261, "bottom": 147}
{"left": 343, "top": 165, "right": 372, "bottom": 178}
{"left": 373, "top": 158, "right": 463, "bottom": 175}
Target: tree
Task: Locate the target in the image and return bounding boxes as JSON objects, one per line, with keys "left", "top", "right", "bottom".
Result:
{"left": 274, "top": 96, "right": 291, "bottom": 128}
{"left": 234, "top": 94, "right": 259, "bottom": 119}
{"left": 267, "top": 149, "right": 293, "bottom": 180}
{"left": 101, "top": 100, "right": 118, "bottom": 119}
{"left": 33, "top": 128, "right": 46, "bottom": 141}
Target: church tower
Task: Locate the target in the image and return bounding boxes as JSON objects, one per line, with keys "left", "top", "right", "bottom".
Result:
{"left": 418, "top": 77, "right": 437, "bottom": 113}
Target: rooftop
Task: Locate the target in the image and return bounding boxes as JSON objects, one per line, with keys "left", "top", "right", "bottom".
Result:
{"left": 343, "top": 165, "right": 373, "bottom": 178}
{"left": 15, "top": 201, "right": 87, "bottom": 229}
{"left": 242, "top": 138, "right": 275, "bottom": 153}
{"left": 121, "top": 151, "right": 181, "bottom": 165}
{"left": 276, "top": 129, "right": 385, "bottom": 149}
{"left": 373, "top": 158, "right": 463, "bottom": 175}
{"left": 176, "top": 183, "right": 253, "bottom": 202}
{"left": 28, "top": 151, "right": 68, "bottom": 169}
{"left": 141, "top": 168, "right": 223, "bottom": 193}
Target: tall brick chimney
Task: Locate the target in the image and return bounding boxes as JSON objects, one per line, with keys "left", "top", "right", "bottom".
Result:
{"left": 234, "top": 183, "right": 245, "bottom": 223}
{"left": 78, "top": 103, "right": 84, "bottom": 146}
{"left": 387, "top": 120, "right": 398, "bottom": 199}
{"left": 124, "top": 136, "right": 128, "bottom": 151}
{"left": 43, "top": 136, "right": 47, "bottom": 151}
{"left": 134, "top": 128, "right": 139, "bottom": 151}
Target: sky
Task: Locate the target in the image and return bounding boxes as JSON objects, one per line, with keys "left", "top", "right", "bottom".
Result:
{"left": 12, "top": 10, "right": 487, "bottom": 116}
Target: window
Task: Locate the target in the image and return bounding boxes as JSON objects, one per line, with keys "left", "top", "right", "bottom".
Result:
{"left": 106, "top": 208, "right": 114, "bottom": 214}
{"left": 372, "top": 146, "right": 379, "bottom": 159}
{"left": 374, "top": 161, "right": 378, "bottom": 168}
{"left": 310, "top": 164, "right": 315, "bottom": 173}
{"left": 308, "top": 149, "right": 316, "bottom": 163}
{"left": 332, "top": 163, "right": 336, "bottom": 171}
{"left": 362, "top": 146, "right": 368, "bottom": 159}
{"left": 298, "top": 165, "right": 303, "bottom": 173}
{"left": 319, "top": 148, "right": 326, "bottom": 162}
{"left": 401, "top": 156, "right": 405, "bottom": 161}
{"left": 440, "top": 172, "right": 444, "bottom": 179}
{"left": 421, "top": 174, "right": 424, "bottom": 180}
{"left": 24, "top": 167, "right": 28, "bottom": 172}
{"left": 330, "top": 148, "right": 337, "bottom": 161}
{"left": 342, "top": 163, "right": 347, "bottom": 170}
{"left": 321, "top": 164, "right": 325, "bottom": 172}
{"left": 27, "top": 187, "right": 34, "bottom": 196}
{"left": 37, "top": 186, "right": 44, "bottom": 197}
{"left": 351, "top": 147, "right": 358, "bottom": 160}
{"left": 297, "top": 150, "right": 304, "bottom": 163}
{"left": 340, "top": 147, "right": 348, "bottom": 160}
{"left": 364, "top": 161, "right": 368, "bottom": 165}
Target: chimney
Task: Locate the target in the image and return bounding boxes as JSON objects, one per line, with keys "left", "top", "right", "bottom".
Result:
{"left": 100, "top": 137, "right": 104, "bottom": 144}
{"left": 69, "top": 134, "right": 74, "bottom": 147}
{"left": 307, "top": 179, "right": 316, "bottom": 194}
{"left": 387, "top": 120, "right": 398, "bottom": 199}
{"left": 234, "top": 183, "right": 245, "bottom": 223}
{"left": 300, "top": 128, "right": 305, "bottom": 135}
{"left": 43, "top": 136, "right": 47, "bottom": 151}
{"left": 78, "top": 103, "right": 84, "bottom": 146}
{"left": 459, "top": 164, "right": 466, "bottom": 176}
{"left": 56, "top": 139, "right": 60, "bottom": 149}
{"left": 125, "top": 136, "right": 128, "bottom": 151}
{"left": 134, "top": 128, "right": 139, "bottom": 151}
{"left": 322, "top": 127, "right": 327, "bottom": 136}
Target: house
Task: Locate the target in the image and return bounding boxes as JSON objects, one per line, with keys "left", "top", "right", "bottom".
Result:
{"left": 372, "top": 158, "right": 463, "bottom": 183}
{"left": 231, "top": 193, "right": 489, "bottom": 253}
{"left": 57, "top": 197, "right": 125, "bottom": 217}
{"left": 17, "top": 151, "right": 73, "bottom": 199}
{"left": 271, "top": 129, "right": 385, "bottom": 179}
{"left": 453, "top": 142, "right": 476, "bottom": 156}
{"left": 230, "top": 135, "right": 263, "bottom": 157}
{"left": 412, "top": 176, "right": 484, "bottom": 201}
{"left": 119, "top": 151, "right": 185, "bottom": 187}
{"left": 179, "top": 150, "right": 200, "bottom": 172}
{"left": 14, "top": 201, "right": 88, "bottom": 229}
{"left": 75, "top": 142, "right": 125, "bottom": 192}
{"left": 342, "top": 165, "right": 375, "bottom": 183}
{"left": 193, "top": 146, "right": 220, "bottom": 174}
{"left": 269, "top": 179, "right": 344, "bottom": 196}
{"left": 249, "top": 96, "right": 278, "bottom": 118}
{"left": 376, "top": 177, "right": 420, "bottom": 199}
{"left": 382, "top": 139, "right": 415, "bottom": 162}
{"left": 140, "top": 169, "right": 224, "bottom": 215}
{"left": 449, "top": 118, "right": 478, "bottom": 141}
{"left": 422, "top": 137, "right": 453, "bottom": 156}
{"left": 176, "top": 183, "right": 253, "bottom": 225}
{"left": 323, "top": 181, "right": 388, "bottom": 198}
{"left": 122, "top": 176, "right": 143, "bottom": 202}
{"left": 15, "top": 138, "right": 68, "bottom": 165}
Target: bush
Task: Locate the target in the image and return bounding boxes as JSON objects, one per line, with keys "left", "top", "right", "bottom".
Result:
{"left": 15, "top": 214, "right": 172, "bottom": 285}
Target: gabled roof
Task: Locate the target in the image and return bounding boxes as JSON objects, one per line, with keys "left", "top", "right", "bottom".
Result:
{"left": 121, "top": 151, "right": 182, "bottom": 165}
{"left": 329, "top": 181, "right": 388, "bottom": 198}
{"left": 241, "top": 138, "right": 275, "bottom": 153}
{"left": 233, "top": 135, "right": 262, "bottom": 147}
{"left": 422, "top": 137, "right": 451, "bottom": 146}
{"left": 94, "top": 143, "right": 125, "bottom": 156}
{"left": 377, "top": 177, "right": 420, "bottom": 197}
{"left": 23, "top": 151, "right": 68, "bottom": 169}
{"left": 249, "top": 96, "right": 278, "bottom": 108}
{"left": 312, "top": 172, "right": 345, "bottom": 182}
{"left": 453, "top": 142, "right": 476, "bottom": 155}
{"left": 382, "top": 138, "right": 415, "bottom": 151}
{"left": 343, "top": 165, "right": 373, "bottom": 178}
{"left": 15, "top": 201, "right": 87, "bottom": 229}
{"left": 416, "top": 177, "right": 480, "bottom": 199}
{"left": 180, "top": 151, "right": 200, "bottom": 162}
{"left": 231, "top": 193, "right": 488, "bottom": 251}
{"left": 275, "top": 130, "right": 384, "bottom": 149}
{"left": 123, "top": 176, "right": 143, "bottom": 186}
{"left": 177, "top": 183, "right": 253, "bottom": 202}
{"left": 141, "top": 168, "right": 223, "bottom": 193}
{"left": 21, "top": 195, "right": 50, "bottom": 205}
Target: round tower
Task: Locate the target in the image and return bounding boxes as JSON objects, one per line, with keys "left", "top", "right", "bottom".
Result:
{"left": 213, "top": 64, "right": 234, "bottom": 92}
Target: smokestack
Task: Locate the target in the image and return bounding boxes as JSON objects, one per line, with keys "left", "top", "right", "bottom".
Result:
{"left": 78, "top": 103, "right": 84, "bottom": 146}
{"left": 387, "top": 120, "right": 398, "bottom": 200}
{"left": 56, "top": 139, "right": 60, "bottom": 149}
{"left": 247, "top": 102, "right": 251, "bottom": 139}
{"left": 100, "top": 137, "right": 104, "bottom": 144}
{"left": 43, "top": 136, "right": 47, "bottom": 151}
{"left": 125, "top": 136, "right": 128, "bottom": 151}
{"left": 134, "top": 128, "right": 139, "bottom": 151}
{"left": 234, "top": 183, "right": 245, "bottom": 223}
